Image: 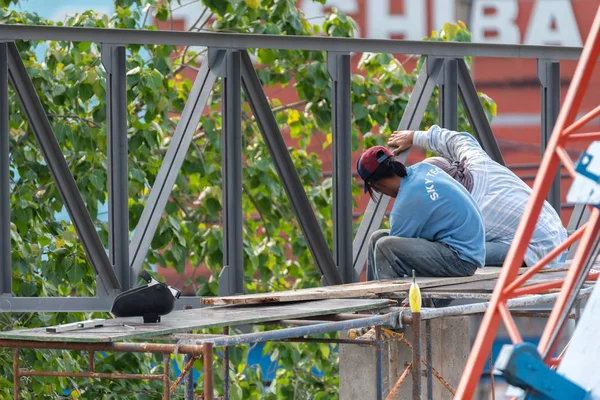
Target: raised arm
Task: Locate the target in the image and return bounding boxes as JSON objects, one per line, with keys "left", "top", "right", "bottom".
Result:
{"left": 389, "top": 125, "right": 490, "bottom": 164}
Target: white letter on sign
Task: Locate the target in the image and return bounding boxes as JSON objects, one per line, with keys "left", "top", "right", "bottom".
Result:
{"left": 367, "top": 0, "right": 426, "bottom": 40}
{"left": 524, "top": 0, "right": 582, "bottom": 46}
{"left": 471, "top": 0, "right": 520, "bottom": 44}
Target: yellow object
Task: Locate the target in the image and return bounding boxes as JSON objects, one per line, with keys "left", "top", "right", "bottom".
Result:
{"left": 409, "top": 270, "right": 421, "bottom": 313}
{"left": 245, "top": 0, "right": 260, "bottom": 9}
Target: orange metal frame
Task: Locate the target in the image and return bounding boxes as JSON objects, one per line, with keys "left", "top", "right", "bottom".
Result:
{"left": 455, "top": 6, "right": 600, "bottom": 399}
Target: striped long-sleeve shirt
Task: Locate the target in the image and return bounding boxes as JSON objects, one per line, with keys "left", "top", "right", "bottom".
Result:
{"left": 413, "top": 125, "right": 568, "bottom": 268}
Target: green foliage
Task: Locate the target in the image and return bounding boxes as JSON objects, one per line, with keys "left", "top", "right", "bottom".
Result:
{"left": 0, "top": 2, "right": 495, "bottom": 398}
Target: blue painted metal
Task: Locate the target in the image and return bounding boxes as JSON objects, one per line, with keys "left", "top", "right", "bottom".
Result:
{"left": 494, "top": 343, "right": 592, "bottom": 400}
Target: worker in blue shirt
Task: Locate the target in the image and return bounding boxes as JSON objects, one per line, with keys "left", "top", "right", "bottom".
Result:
{"left": 356, "top": 145, "right": 486, "bottom": 280}
{"left": 387, "top": 125, "right": 567, "bottom": 269}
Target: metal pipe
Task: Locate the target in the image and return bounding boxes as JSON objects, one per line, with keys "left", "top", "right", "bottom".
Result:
{"left": 412, "top": 312, "right": 421, "bottom": 400}
{"left": 88, "top": 351, "right": 94, "bottom": 372}
{"left": 269, "top": 319, "right": 337, "bottom": 326}
{"left": 375, "top": 326, "right": 383, "bottom": 400}
{"left": 184, "top": 305, "right": 194, "bottom": 400}
{"left": 223, "top": 326, "right": 229, "bottom": 400}
{"left": 203, "top": 343, "right": 214, "bottom": 400}
{"left": 0, "top": 340, "right": 207, "bottom": 355}
{"left": 13, "top": 348, "right": 19, "bottom": 400}
{"left": 511, "top": 311, "right": 577, "bottom": 319}
{"left": 102, "top": 44, "right": 130, "bottom": 290}
{"left": 19, "top": 370, "right": 164, "bottom": 380}
{"left": 421, "top": 292, "right": 492, "bottom": 300}
{"left": 439, "top": 58, "right": 458, "bottom": 131}
{"left": 329, "top": 51, "right": 353, "bottom": 284}
{"left": 0, "top": 24, "right": 585, "bottom": 60}
{"left": 0, "top": 42, "right": 10, "bottom": 296}
{"left": 426, "top": 319, "right": 433, "bottom": 400}
{"left": 398, "top": 287, "right": 594, "bottom": 323}
{"left": 163, "top": 353, "right": 170, "bottom": 400}
{"left": 219, "top": 49, "right": 244, "bottom": 296}
{"left": 184, "top": 312, "right": 398, "bottom": 347}
{"left": 279, "top": 337, "right": 376, "bottom": 345}
{"left": 538, "top": 59, "right": 561, "bottom": 213}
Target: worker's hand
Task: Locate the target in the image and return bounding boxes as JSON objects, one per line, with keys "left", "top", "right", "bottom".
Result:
{"left": 387, "top": 130, "right": 415, "bottom": 155}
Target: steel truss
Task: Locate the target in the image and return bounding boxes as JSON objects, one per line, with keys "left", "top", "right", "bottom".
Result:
{"left": 0, "top": 24, "right": 581, "bottom": 311}
{"left": 456, "top": 6, "right": 600, "bottom": 398}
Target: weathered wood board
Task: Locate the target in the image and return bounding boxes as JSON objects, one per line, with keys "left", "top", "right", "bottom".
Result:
{"left": 201, "top": 267, "right": 506, "bottom": 306}
{"left": 0, "top": 298, "right": 392, "bottom": 343}
{"left": 420, "top": 270, "right": 569, "bottom": 293}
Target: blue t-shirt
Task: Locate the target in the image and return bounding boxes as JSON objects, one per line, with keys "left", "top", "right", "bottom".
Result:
{"left": 390, "top": 162, "right": 485, "bottom": 267}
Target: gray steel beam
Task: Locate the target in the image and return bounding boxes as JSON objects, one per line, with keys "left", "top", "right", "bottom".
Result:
{"left": 328, "top": 52, "right": 353, "bottom": 284}
{"left": 0, "top": 25, "right": 585, "bottom": 60}
{"left": 567, "top": 204, "right": 591, "bottom": 259}
{"left": 0, "top": 42, "right": 9, "bottom": 295}
{"left": 0, "top": 296, "right": 114, "bottom": 312}
{"left": 6, "top": 42, "right": 120, "bottom": 292}
{"left": 129, "top": 49, "right": 225, "bottom": 279}
{"left": 438, "top": 58, "right": 458, "bottom": 131}
{"left": 239, "top": 50, "right": 343, "bottom": 286}
{"left": 0, "top": 295, "right": 209, "bottom": 312}
{"left": 218, "top": 50, "right": 244, "bottom": 296}
{"left": 457, "top": 59, "right": 505, "bottom": 165}
{"left": 352, "top": 57, "right": 445, "bottom": 281}
{"left": 102, "top": 45, "right": 130, "bottom": 291}
{"left": 538, "top": 59, "right": 562, "bottom": 214}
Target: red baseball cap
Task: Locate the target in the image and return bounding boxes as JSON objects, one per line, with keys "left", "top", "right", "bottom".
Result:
{"left": 356, "top": 146, "right": 394, "bottom": 192}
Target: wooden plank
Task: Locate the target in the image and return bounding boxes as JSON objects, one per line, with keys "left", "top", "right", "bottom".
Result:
{"left": 420, "top": 270, "right": 570, "bottom": 293}
{"left": 201, "top": 268, "right": 505, "bottom": 305}
{"left": 0, "top": 298, "right": 392, "bottom": 343}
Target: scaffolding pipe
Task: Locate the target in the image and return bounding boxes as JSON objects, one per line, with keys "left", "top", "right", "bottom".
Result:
{"left": 182, "top": 312, "right": 399, "bottom": 348}
{"left": 400, "top": 287, "right": 594, "bottom": 323}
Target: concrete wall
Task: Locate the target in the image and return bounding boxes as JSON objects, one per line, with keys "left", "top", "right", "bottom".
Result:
{"left": 340, "top": 316, "right": 470, "bottom": 399}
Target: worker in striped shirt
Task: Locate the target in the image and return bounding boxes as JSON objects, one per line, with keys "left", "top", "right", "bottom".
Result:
{"left": 387, "top": 125, "right": 568, "bottom": 268}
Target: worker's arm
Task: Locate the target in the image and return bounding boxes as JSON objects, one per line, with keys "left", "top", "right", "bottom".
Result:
{"left": 388, "top": 125, "right": 490, "bottom": 163}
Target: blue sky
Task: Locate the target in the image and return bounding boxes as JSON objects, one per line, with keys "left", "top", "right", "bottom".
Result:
{"left": 13, "top": 0, "right": 114, "bottom": 22}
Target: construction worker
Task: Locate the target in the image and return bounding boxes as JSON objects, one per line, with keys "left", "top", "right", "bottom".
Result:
{"left": 387, "top": 125, "right": 568, "bottom": 268}
{"left": 356, "top": 145, "right": 486, "bottom": 281}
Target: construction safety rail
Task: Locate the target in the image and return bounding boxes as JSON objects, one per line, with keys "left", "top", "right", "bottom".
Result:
{"left": 0, "top": 24, "right": 585, "bottom": 59}
{"left": 0, "top": 23, "right": 588, "bottom": 312}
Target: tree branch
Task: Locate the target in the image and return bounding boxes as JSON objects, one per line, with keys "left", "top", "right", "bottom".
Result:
{"left": 272, "top": 99, "right": 308, "bottom": 114}
{"left": 173, "top": 196, "right": 191, "bottom": 218}
{"left": 47, "top": 113, "right": 100, "bottom": 128}
{"left": 141, "top": 4, "right": 153, "bottom": 28}
{"left": 242, "top": 184, "right": 272, "bottom": 242}
{"left": 157, "top": 131, "right": 205, "bottom": 154}
{"left": 189, "top": 6, "right": 209, "bottom": 31}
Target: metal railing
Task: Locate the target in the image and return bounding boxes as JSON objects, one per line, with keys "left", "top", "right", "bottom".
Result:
{"left": 0, "top": 24, "right": 582, "bottom": 311}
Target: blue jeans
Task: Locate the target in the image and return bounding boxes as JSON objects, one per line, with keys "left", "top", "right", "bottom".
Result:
{"left": 367, "top": 230, "right": 479, "bottom": 281}
{"left": 485, "top": 242, "right": 530, "bottom": 267}
{"left": 485, "top": 242, "right": 512, "bottom": 267}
